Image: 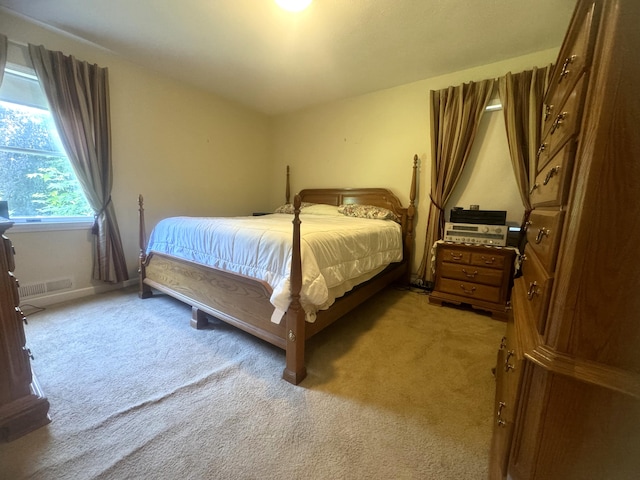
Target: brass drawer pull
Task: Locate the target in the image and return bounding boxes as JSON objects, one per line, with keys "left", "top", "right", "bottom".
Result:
{"left": 449, "top": 252, "right": 464, "bottom": 261}
{"left": 550, "top": 112, "right": 568, "bottom": 134}
{"left": 535, "top": 228, "right": 549, "bottom": 244}
{"left": 544, "top": 104, "right": 554, "bottom": 121}
{"left": 529, "top": 183, "right": 539, "bottom": 195}
{"left": 527, "top": 281, "right": 539, "bottom": 300}
{"left": 505, "top": 350, "right": 515, "bottom": 372}
{"left": 543, "top": 166, "right": 561, "bottom": 185}
{"left": 462, "top": 269, "right": 478, "bottom": 278}
{"left": 15, "top": 306, "right": 27, "bottom": 325}
{"left": 460, "top": 284, "right": 476, "bottom": 295}
{"left": 537, "top": 142, "right": 547, "bottom": 159}
{"left": 500, "top": 336, "right": 507, "bottom": 349}
{"left": 559, "top": 55, "right": 577, "bottom": 82}
{"left": 482, "top": 256, "right": 496, "bottom": 265}
{"left": 497, "top": 401, "right": 506, "bottom": 427}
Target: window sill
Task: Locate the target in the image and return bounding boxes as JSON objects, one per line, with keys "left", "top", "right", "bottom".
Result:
{"left": 9, "top": 220, "right": 93, "bottom": 233}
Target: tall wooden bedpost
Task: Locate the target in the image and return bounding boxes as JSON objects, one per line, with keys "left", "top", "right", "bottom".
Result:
{"left": 405, "top": 155, "right": 418, "bottom": 284}
{"left": 138, "top": 194, "right": 152, "bottom": 299}
{"left": 283, "top": 194, "right": 307, "bottom": 385}
{"left": 286, "top": 165, "right": 291, "bottom": 205}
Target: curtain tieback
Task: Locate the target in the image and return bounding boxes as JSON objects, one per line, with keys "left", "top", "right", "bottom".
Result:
{"left": 92, "top": 196, "right": 112, "bottom": 234}
{"left": 429, "top": 194, "right": 444, "bottom": 212}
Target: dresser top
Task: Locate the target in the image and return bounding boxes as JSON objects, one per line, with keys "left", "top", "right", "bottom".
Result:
{"left": 0, "top": 218, "right": 13, "bottom": 235}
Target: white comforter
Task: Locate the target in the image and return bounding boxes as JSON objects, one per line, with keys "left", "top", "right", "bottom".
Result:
{"left": 146, "top": 211, "right": 403, "bottom": 323}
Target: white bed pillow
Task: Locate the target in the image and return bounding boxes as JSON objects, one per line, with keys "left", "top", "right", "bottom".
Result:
{"left": 300, "top": 204, "right": 342, "bottom": 216}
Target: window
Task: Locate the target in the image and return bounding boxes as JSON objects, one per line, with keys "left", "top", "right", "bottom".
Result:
{"left": 0, "top": 45, "right": 93, "bottom": 225}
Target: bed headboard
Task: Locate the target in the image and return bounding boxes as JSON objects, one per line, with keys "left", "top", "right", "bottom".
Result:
{"left": 295, "top": 156, "right": 418, "bottom": 239}
{"left": 290, "top": 156, "right": 418, "bottom": 285}
{"left": 298, "top": 188, "right": 407, "bottom": 222}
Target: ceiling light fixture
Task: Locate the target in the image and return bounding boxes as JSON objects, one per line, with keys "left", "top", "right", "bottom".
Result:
{"left": 275, "top": 0, "right": 312, "bottom": 12}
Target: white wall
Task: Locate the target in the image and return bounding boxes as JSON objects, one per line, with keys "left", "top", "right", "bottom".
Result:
{"left": 1, "top": 10, "right": 271, "bottom": 304}
{"left": 270, "top": 49, "right": 558, "bottom": 273}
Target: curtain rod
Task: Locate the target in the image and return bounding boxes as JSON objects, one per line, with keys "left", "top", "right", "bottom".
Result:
{"left": 7, "top": 38, "right": 29, "bottom": 48}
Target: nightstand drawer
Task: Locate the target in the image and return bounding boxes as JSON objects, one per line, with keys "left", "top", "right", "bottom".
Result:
{"left": 437, "top": 277, "right": 501, "bottom": 304}
{"left": 440, "top": 247, "right": 472, "bottom": 264}
{"left": 470, "top": 251, "right": 507, "bottom": 270}
{"left": 439, "top": 262, "right": 504, "bottom": 287}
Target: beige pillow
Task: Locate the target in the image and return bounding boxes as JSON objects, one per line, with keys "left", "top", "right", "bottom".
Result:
{"left": 274, "top": 202, "right": 315, "bottom": 214}
{"left": 338, "top": 204, "right": 398, "bottom": 221}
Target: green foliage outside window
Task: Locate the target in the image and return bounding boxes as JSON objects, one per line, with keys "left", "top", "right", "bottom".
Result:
{"left": 0, "top": 100, "right": 93, "bottom": 218}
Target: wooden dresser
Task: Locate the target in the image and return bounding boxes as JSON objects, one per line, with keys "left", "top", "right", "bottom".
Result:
{"left": 0, "top": 220, "right": 50, "bottom": 441}
{"left": 429, "top": 243, "right": 516, "bottom": 319}
{"left": 489, "top": 0, "right": 640, "bottom": 478}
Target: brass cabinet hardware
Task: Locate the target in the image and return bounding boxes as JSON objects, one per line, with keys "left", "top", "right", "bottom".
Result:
{"left": 559, "top": 55, "right": 577, "bottom": 82}
{"left": 543, "top": 166, "right": 561, "bottom": 185}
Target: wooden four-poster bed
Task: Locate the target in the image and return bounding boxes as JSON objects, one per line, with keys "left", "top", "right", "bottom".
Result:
{"left": 138, "top": 156, "right": 418, "bottom": 384}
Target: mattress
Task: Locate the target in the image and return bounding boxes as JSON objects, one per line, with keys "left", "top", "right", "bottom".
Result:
{"left": 146, "top": 209, "right": 403, "bottom": 323}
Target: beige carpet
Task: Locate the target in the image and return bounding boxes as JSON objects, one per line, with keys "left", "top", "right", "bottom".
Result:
{"left": 0, "top": 286, "right": 505, "bottom": 479}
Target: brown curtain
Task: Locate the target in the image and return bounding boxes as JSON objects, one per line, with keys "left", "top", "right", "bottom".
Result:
{"left": 416, "top": 79, "right": 496, "bottom": 284}
{"left": 28, "top": 44, "right": 128, "bottom": 283}
{"left": 498, "top": 65, "right": 553, "bottom": 229}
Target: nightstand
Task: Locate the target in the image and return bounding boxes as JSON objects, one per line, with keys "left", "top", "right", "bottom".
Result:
{"left": 428, "top": 242, "right": 516, "bottom": 319}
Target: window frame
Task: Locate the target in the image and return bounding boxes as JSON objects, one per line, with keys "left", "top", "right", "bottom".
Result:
{"left": 1, "top": 62, "right": 94, "bottom": 231}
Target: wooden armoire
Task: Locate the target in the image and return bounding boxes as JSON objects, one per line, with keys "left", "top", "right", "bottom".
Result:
{"left": 489, "top": 0, "right": 640, "bottom": 478}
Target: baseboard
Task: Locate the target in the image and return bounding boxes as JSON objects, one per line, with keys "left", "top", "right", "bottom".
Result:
{"left": 19, "top": 278, "right": 138, "bottom": 311}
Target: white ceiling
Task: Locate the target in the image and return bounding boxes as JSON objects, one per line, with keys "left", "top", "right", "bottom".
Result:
{"left": 0, "top": 0, "right": 577, "bottom": 115}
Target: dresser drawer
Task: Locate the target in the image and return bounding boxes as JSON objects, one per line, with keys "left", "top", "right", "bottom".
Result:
{"left": 491, "top": 321, "right": 523, "bottom": 478}
{"left": 439, "top": 262, "right": 504, "bottom": 287}
{"left": 539, "top": 74, "right": 586, "bottom": 170}
{"left": 8, "top": 271, "right": 20, "bottom": 306}
{"left": 436, "top": 277, "right": 502, "bottom": 304}
{"left": 520, "top": 245, "right": 554, "bottom": 335}
{"left": 525, "top": 209, "right": 565, "bottom": 273}
{"left": 14, "top": 307, "right": 27, "bottom": 347}
{"left": 503, "top": 319, "right": 522, "bottom": 401}
{"left": 2, "top": 235, "right": 15, "bottom": 272}
{"left": 541, "top": 2, "right": 595, "bottom": 138}
{"left": 531, "top": 140, "right": 577, "bottom": 207}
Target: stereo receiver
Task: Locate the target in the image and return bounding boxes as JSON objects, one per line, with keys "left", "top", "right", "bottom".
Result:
{"left": 444, "top": 222, "right": 508, "bottom": 246}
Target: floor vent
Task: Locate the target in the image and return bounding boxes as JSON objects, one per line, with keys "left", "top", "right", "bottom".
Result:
{"left": 18, "top": 277, "right": 73, "bottom": 299}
